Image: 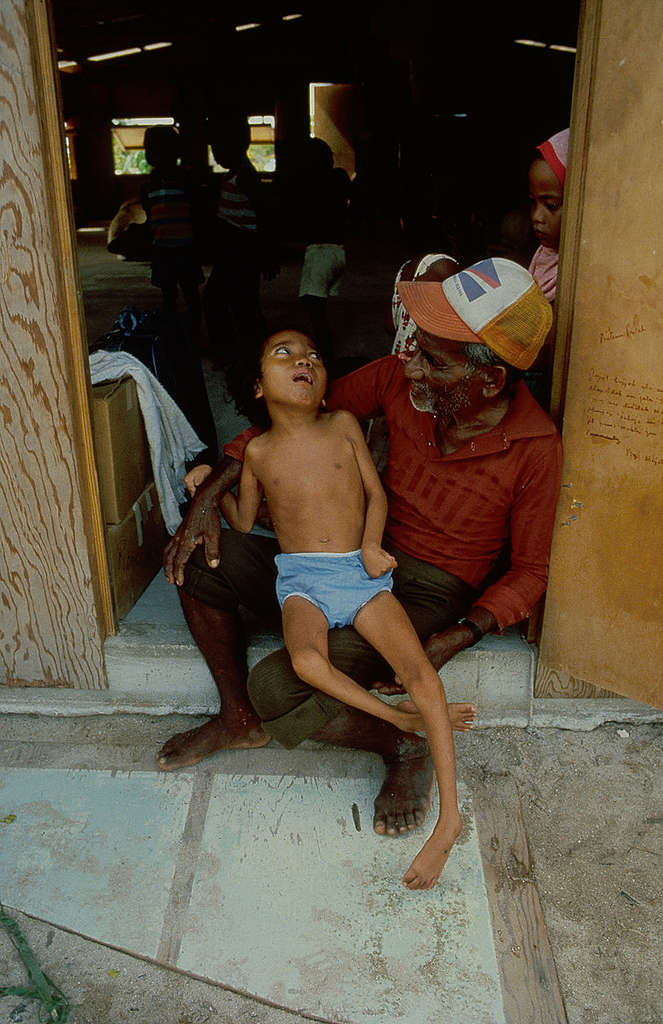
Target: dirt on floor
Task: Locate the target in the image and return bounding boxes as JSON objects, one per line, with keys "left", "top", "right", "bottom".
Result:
{"left": 1, "top": 713, "right": 662, "bottom": 1024}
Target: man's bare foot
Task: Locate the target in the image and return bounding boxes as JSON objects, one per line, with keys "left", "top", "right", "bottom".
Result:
{"left": 373, "top": 753, "right": 434, "bottom": 836}
{"left": 156, "top": 715, "right": 270, "bottom": 772}
{"left": 402, "top": 811, "right": 463, "bottom": 890}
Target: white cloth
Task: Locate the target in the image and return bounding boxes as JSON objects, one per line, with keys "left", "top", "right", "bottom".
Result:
{"left": 89, "top": 350, "right": 205, "bottom": 535}
{"left": 391, "top": 253, "right": 458, "bottom": 354}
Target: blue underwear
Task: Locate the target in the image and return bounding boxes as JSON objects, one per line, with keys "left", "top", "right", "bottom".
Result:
{"left": 274, "top": 549, "right": 394, "bottom": 629}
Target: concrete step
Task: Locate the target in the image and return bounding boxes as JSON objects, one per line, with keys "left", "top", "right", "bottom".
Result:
{"left": 103, "top": 571, "right": 536, "bottom": 722}
{"left": 1, "top": 571, "right": 661, "bottom": 729}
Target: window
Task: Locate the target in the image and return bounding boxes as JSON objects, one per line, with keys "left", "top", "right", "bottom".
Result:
{"left": 111, "top": 117, "right": 175, "bottom": 176}
{"left": 64, "top": 120, "right": 78, "bottom": 180}
{"left": 208, "top": 114, "right": 276, "bottom": 174}
{"left": 247, "top": 115, "right": 276, "bottom": 173}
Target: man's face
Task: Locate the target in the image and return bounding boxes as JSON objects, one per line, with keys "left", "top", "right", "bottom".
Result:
{"left": 403, "top": 329, "right": 484, "bottom": 417}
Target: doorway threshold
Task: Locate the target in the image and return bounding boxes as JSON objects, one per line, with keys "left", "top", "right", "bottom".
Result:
{"left": 1, "top": 572, "right": 660, "bottom": 727}
{"left": 102, "top": 571, "right": 538, "bottom": 722}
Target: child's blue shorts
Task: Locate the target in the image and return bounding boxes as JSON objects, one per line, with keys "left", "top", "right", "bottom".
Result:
{"left": 274, "top": 549, "right": 393, "bottom": 629}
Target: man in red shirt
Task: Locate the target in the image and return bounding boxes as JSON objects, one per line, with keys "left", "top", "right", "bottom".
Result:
{"left": 160, "top": 257, "right": 562, "bottom": 841}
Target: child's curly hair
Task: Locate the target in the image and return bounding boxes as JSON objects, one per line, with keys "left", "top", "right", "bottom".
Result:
{"left": 223, "top": 321, "right": 316, "bottom": 431}
{"left": 223, "top": 339, "right": 269, "bottom": 430}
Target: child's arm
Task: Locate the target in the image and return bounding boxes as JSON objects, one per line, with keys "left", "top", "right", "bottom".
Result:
{"left": 339, "top": 411, "right": 397, "bottom": 578}
{"left": 219, "top": 450, "right": 263, "bottom": 533}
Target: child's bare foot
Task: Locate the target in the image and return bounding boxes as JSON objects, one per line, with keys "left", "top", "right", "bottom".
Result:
{"left": 397, "top": 699, "right": 478, "bottom": 733}
{"left": 402, "top": 811, "right": 463, "bottom": 890}
{"left": 373, "top": 751, "right": 434, "bottom": 836}
{"left": 156, "top": 715, "right": 270, "bottom": 772}
{"left": 448, "top": 702, "right": 478, "bottom": 731}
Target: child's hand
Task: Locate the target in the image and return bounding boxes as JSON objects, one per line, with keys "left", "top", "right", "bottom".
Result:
{"left": 184, "top": 464, "right": 213, "bottom": 497}
{"left": 391, "top": 700, "right": 425, "bottom": 734}
{"left": 402, "top": 812, "right": 463, "bottom": 890}
{"left": 361, "top": 544, "right": 397, "bottom": 579}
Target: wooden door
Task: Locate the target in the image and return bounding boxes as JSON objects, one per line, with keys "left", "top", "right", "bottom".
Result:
{"left": 0, "top": 0, "right": 112, "bottom": 688}
{"left": 536, "top": 0, "right": 663, "bottom": 707}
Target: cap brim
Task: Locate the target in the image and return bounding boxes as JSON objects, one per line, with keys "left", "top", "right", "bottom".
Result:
{"left": 397, "top": 281, "right": 481, "bottom": 343}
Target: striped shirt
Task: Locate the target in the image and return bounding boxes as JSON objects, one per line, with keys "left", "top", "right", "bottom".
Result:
{"left": 143, "top": 179, "right": 195, "bottom": 248}
{"left": 217, "top": 171, "right": 258, "bottom": 232}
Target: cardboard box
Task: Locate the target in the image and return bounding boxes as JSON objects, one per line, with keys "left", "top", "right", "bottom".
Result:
{"left": 92, "top": 377, "right": 151, "bottom": 523}
{"left": 105, "top": 481, "right": 168, "bottom": 621}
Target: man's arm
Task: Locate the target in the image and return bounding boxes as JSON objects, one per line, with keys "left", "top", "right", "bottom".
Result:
{"left": 424, "top": 437, "right": 562, "bottom": 670}
{"left": 163, "top": 454, "right": 242, "bottom": 587}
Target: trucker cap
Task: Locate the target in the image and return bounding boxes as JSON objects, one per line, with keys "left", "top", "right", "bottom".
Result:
{"left": 397, "top": 257, "right": 552, "bottom": 370}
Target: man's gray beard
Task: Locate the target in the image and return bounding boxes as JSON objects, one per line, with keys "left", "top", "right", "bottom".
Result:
{"left": 409, "top": 382, "right": 438, "bottom": 414}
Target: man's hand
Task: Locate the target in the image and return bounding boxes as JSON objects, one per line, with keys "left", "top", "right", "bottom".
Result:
{"left": 424, "top": 607, "right": 498, "bottom": 671}
{"left": 361, "top": 544, "right": 398, "bottom": 579}
{"left": 163, "top": 456, "right": 242, "bottom": 586}
{"left": 424, "top": 627, "right": 472, "bottom": 671}
{"left": 163, "top": 502, "right": 223, "bottom": 586}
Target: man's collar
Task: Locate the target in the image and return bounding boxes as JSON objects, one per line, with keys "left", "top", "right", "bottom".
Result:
{"left": 434, "top": 380, "right": 557, "bottom": 458}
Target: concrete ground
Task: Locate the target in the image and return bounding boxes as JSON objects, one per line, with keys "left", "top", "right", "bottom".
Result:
{"left": 1, "top": 714, "right": 662, "bottom": 1024}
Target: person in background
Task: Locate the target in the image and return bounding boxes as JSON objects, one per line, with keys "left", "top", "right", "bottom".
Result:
{"left": 141, "top": 126, "right": 204, "bottom": 332}
{"left": 202, "top": 115, "right": 279, "bottom": 367}
{"left": 294, "top": 138, "right": 351, "bottom": 367}
{"left": 367, "top": 252, "right": 459, "bottom": 473}
{"left": 528, "top": 128, "right": 569, "bottom": 303}
{"left": 391, "top": 253, "right": 459, "bottom": 355}
{"left": 525, "top": 127, "right": 570, "bottom": 407}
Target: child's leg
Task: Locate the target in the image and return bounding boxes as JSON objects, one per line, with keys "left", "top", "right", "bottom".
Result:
{"left": 282, "top": 597, "right": 425, "bottom": 734}
{"left": 353, "top": 591, "right": 462, "bottom": 889}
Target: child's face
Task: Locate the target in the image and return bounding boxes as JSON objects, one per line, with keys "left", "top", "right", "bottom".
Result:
{"left": 255, "top": 331, "right": 327, "bottom": 411}
{"left": 528, "top": 158, "right": 564, "bottom": 251}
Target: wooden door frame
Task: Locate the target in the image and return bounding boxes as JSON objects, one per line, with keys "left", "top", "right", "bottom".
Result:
{"left": 535, "top": 0, "right": 610, "bottom": 696}
{"left": 28, "top": 0, "right": 114, "bottom": 636}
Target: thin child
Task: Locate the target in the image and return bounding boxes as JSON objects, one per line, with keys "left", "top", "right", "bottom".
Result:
{"left": 219, "top": 328, "right": 463, "bottom": 890}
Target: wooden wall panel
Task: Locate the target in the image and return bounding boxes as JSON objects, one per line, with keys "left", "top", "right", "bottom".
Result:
{"left": 0, "top": 0, "right": 109, "bottom": 688}
{"left": 537, "top": 0, "right": 663, "bottom": 707}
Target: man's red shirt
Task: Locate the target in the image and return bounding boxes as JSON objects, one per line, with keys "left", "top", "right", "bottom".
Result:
{"left": 224, "top": 355, "right": 563, "bottom": 629}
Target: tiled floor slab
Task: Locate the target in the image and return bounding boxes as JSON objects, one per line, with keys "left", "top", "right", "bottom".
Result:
{"left": 0, "top": 768, "right": 192, "bottom": 958}
{"left": 0, "top": 766, "right": 504, "bottom": 1023}
{"left": 179, "top": 774, "right": 505, "bottom": 1024}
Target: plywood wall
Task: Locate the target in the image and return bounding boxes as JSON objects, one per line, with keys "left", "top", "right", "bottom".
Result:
{"left": 0, "top": 0, "right": 109, "bottom": 687}
{"left": 537, "top": 0, "right": 663, "bottom": 707}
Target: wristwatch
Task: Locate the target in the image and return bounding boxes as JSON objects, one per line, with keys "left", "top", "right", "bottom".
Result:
{"left": 457, "top": 617, "right": 483, "bottom": 646}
